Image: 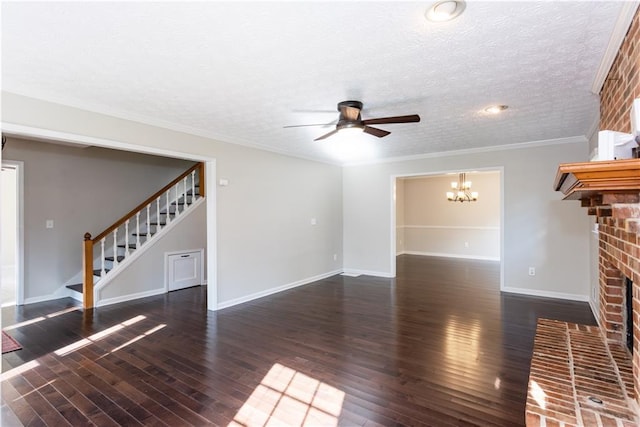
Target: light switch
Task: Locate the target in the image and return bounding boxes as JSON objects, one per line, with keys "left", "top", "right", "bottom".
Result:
{"left": 310, "top": 218, "right": 317, "bottom": 225}
{"left": 46, "top": 219, "right": 54, "bottom": 229}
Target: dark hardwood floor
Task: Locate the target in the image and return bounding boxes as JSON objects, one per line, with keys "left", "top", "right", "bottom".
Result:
{"left": 1, "top": 255, "right": 596, "bottom": 426}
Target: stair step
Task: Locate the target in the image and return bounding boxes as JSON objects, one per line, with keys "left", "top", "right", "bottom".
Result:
{"left": 93, "top": 269, "right": 111, "bottom": 277}
{"left": 104, "top": 256, "right": 125, "bottom": 262}
{"left": 131, "top": 232, "right": 155, "bottom": 237}
{"left": 67, "top": 283, "right": 83, "bottom": 293}
{"left": 149, "top": 221, "right": 167, "bottom": 226}
{"left": 117, "top": 243, "right": 137, "bottom": 249}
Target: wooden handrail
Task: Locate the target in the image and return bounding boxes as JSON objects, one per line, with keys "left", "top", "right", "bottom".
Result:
{"left": 93, "top": 162, "right": 203, "bottom": 242}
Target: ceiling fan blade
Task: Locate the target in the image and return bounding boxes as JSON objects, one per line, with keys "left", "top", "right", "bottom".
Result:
{"left": 314, "top": 129, "right": 341, "bottom": 141}
{"left": 363, "top": 126, "right": 391, "bottom": 138}
{"left": 284, "top": 120, "right": 336, "bottom": 128}
{"left": 341, "top": 105, "right": 361, "bottom": 121}
{"left": 362, "top": 114, "right": 420, "bottom": 125}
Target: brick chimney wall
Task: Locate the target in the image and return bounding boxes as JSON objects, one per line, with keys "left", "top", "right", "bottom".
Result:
{"left": 598, "top": 6, "right": 640, "bottom": 407}
{"left": 600, "top": 9, "right": 639, "bottom": 132}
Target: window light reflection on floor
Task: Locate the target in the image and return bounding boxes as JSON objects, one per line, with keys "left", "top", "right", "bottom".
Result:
{"left": 230, "top": 363, "right": 345, "bottom": 427}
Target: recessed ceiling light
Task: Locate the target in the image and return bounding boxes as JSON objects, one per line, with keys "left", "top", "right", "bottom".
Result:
{"left": 425, "top": 1, "right": 466, "bottom": 22}
{"left": 484, "top": 105, "right": 509, "bottom": 114}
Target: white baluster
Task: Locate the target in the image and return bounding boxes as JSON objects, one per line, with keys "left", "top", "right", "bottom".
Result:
{"left": 183, "top": 177, "right": 188, "bottom": 209}
{"left": 175, "top": 184, "right": 181, "bottom": 217}
{"left": 136, "top": 212, "right": 141, "bottom": 248}
{"left": 156, "top": 197, "right": 161, "bottom": 230}
{"left": 100, "top": 238, "right": 106, "bottom": 277}
{"left": 113, "top": 229, "right": 118, "bottom": 268}
{"left": 165, "top": 189, "right": 171, "bottom": 224}
{"left": 146, "top": 205, "right": 151, "bottom": 241}
{"left": 124, "top": 219, "right": 130, "bottom": 257}
{"left": 191, "top": 170, "right": 196, "bottom": 200}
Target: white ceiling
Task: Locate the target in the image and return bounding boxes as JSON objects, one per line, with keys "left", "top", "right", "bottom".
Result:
{"left": 0, "top": 1, "right": 627, "bottom": 164}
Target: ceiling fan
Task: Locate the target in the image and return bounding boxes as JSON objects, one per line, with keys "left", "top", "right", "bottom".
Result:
{"left": 284, "top": 100, "right": 420, "bottom": 141}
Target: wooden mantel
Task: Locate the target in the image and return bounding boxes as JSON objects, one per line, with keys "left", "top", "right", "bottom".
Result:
{"left": 554, "top": 158, "right": 640, "bottom": 204}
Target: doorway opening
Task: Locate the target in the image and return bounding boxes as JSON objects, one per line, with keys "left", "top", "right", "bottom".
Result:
{"left": 1, "top": 160, "right": 24, "bottom": 306}
{"left": 392, "top": 168, "right": 503, "bottom": 289}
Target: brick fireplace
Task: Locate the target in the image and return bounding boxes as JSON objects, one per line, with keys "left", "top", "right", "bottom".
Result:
{"left": 596, "top": 199, "right": 640, "bottom": 404}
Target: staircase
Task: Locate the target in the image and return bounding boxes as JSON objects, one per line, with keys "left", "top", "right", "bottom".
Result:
{"left": 69, "top": 162, "right": 206, "bottom": 308}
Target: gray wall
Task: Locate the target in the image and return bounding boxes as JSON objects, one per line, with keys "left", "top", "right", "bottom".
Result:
{"left": 2, "top": 137, "right": 194, "bottom": 302}
{"left": 216, "top": 143, "right": 343, "bottom": 303}
{"left": 343, "top": 140, "right": 592, "bottom": 300}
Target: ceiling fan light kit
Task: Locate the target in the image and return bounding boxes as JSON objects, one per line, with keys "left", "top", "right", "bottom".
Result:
{"left": 285, "top": 100, "right": 420, "bottom": 142}
{"left": 425, "top": 0, "right": 466, "bottom": 22}
{"left": 484, "top": 105, "right": 509, "bottom": 114}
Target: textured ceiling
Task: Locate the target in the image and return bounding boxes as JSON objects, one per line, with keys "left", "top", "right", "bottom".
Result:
{"left": 1, "top": 1, "right": 625, "bottom": 164}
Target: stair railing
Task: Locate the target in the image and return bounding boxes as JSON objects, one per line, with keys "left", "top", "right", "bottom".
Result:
{"left": 82, "top": 162, "right": 205, "bottom": 309}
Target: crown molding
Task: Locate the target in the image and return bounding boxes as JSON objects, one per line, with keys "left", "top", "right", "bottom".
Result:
{"left": 343, "top": 135, "right": 588, "bottom": 167}
{"left": 591, "top": 1, "right": 639, "bottom": 94}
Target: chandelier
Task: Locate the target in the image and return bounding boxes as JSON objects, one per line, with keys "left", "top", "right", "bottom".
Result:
{"left": 446, "top": 173, "right": 478, "bottom": 202}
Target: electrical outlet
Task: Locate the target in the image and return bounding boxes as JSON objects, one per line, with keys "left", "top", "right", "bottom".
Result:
{"left": 46, "top": 219, "right": 54, "bottom": 229}
{"left": 333, "top": 254, "right": 337, "bottom": 261}
{"left": 528, "top": 267, "right": 536, "bottom": 276}
{"left": 464, "top": 241, "right": 469, "bottom": 248}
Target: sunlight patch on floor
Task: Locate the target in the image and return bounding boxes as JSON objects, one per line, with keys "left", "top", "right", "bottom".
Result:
{"left": 230, "top": 363, "right": 345, "bottom": 427}
{"left": 54, "top": 314, "right": 146, "bottom": 356}
{"left": 0, "top": 359, "right": 39, "bottom": 382}
{"left": 4, "top": 306, "right": 81, "bottom": 331}
{"left": 110, "top": 323, "right": 166, "bottom": 353}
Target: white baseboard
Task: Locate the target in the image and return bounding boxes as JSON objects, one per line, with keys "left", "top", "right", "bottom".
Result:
{"left": 400, "top": 251, "right": 500, "bottom": 262}
{"left": 22, "top": 285, "right": 73, "bottom": 305}
{"left": 216, "top": 270, "right": 342, "bottom": 310}
{"left": 501, "top": 286, "right": 589, "bottom": 302}
{"left": 341, "top": 269, "right": 394, "bottom": 278}
{"left": 96, "top": 287, "right": 166, "bottom": 308}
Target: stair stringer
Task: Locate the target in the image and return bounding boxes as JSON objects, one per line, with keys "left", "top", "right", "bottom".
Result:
{"left": 93, "top": 197, "right": 206, "bottom": 307}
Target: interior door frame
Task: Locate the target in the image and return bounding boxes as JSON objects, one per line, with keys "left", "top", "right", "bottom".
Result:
{"left": 1, "top": 159, "right": 25, "bottom": 306}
